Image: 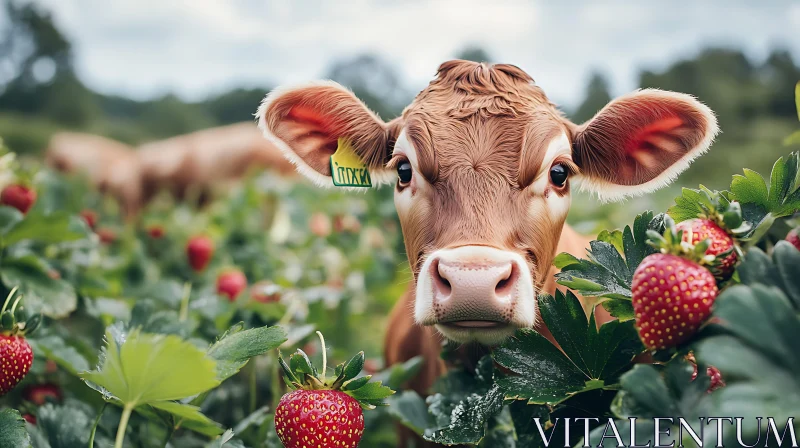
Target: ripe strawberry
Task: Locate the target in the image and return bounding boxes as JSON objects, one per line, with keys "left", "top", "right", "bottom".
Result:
{"left": 275, "top": 332, "right": 394, "bottom": 448}
{"left": 186, "top": 236, "right": 214, "bottom": 272}
{"left": 632, "top": 253, "right": 718, "bottom": 350}
{"left": 80, "top": 209, "right": 98, "bottom": 230}
{"left": 23, "top": 383, "right": 62, "bottom": 405}
{"left": 96, "top": 228, "right": 116, "bottom": 245}
{"left": 1, "top": 184, "right": 36, "bottom": 214}
{"left": 786, "top": 227, "right": 800, "bottom": 250}
{"left": 0, "top": 289, "right": 40, "bottom": 397}
{"left": 147, "top": 225, "right": 165, "bottom": 239}
{"left": 216, "top": 270, "right": 247, "bottom": 301}
{"left": 250, "top": 281, "right": 282, "bottom": 303}
{"left": 675, "top": 218, "right": 736, "bottom": 279}
{"left": 0, "top": 334, "right": 33, "bottom": 395}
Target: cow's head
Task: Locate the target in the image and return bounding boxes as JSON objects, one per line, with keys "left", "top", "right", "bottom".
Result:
{"left": 257, "top": 60, "right": 718, "bottom": 345}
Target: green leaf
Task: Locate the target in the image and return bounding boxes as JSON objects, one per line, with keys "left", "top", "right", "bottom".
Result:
{"left": 206, "top": 429, "right": 245, "bottom": 448}
{"left": 784, "top": 130, "right": 800, "bottom": 146}
{"left": 289, "top": 349, "right": 315, "bottom": 376}
{"left": 149, "top": 401, "right": 224, "bottom": 436}
{"left": 342, "top": 376, "right": 370, "bottom": 391}
{"left": 28, "top": 336, "right": 91, "bottom": 375}
{"left": 340, "top": 351, "right": 365, "bottom": 383}
{"left": 596, "top": 229, "right": 624, "bottom": 254}
{"left": 232, "top": 405, "right": 271, "bottom": 435}
{"left": 0, "top": 206, "right": 23, "bottom": 235}
{"left": 81, "top": 329, "right": 220, "bottom": 406}
{"left": 494, "top": 292, "right": 642, "bottom": 405}
{"left": 371, "top": 356, "right": 424, "bottom": 389}
{"left": 0, "top": 409, "right": 31, "bottom": 448}
{"left": 423, "top": 384, "right": 505, "bottom": 445}
{"left": 344, "top": 380, "right": 395, "bottom": 405}
{"left": 796, "top": 81, "right": 800, "bottom": 122}
{"left": 0, "top": 255, "right": 77, "bottom": 318}
{"left": 36, "top": 401, "right": 106, "bottom": 448}
{"left": 600, "top": 299, "right": 635, "bottom": 322}
{"left": 555, "top": 212, "right": 662, "bottom": 299}
{"left": 3, "top": 212, "right": 88, "bottom": 246}
{"left": 729, "top": 152, "right": 800, "bottom": 229}
{"left": 667, "top": 187, "right": 709, "bottom": 222}
{"left": 386, "top": 391, "right": 435, "bottom": 435}
{"left": 737, "top": 243, "right": 800, "bottom": 309}
{"left": 206, "top": 325, "right": 287, "bottom": 381}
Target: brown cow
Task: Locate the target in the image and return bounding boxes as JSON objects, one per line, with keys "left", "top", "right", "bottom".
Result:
{"left": 44, "top": 132, "right": 143, "bottom": 218}
{"left": 257, "top": 61, "right": 718, "bottom": 444}
{"left": 136, "top": 122, "right": 297, "bottom": 206}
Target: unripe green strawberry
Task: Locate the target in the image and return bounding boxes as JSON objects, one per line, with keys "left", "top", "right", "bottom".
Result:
{"left": 675, "top": 218, "right": 736, "bottom": 279}
{"left": 632, "top": 253, "right": 718, "bottom": 350}
{"left": 786, "top": 228, "right": 800, "bottom": 251}
{"left": 0, "top": 334, "right": 33, "bottom": 395}
{"left": 275, "top": 389, "right": 364, "bottom": 448}
{"left": 275, "top": 332, "right": 394, "bottom": 448}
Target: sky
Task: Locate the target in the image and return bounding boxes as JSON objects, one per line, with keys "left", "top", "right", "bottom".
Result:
{"left": 28, "top": 0, "right": 800, "bottom": 109}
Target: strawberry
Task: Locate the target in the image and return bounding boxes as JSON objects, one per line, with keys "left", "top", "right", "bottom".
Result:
{"left": 186, "top": 236, "right": 214, "bottom": 272}
{"left": 216, "top": 270, "right": 247, "bottom": 301}
{"left": 22, "top": 413, "right": 36, "bottom": 425}
{"left": 675, "top": 218, "right": 736, "bottom": 279}
{"left": 96, "top": 228, "right": 116, "bottom": 245}
{"left": 308, "top": 212, "right": 332, "bottom": 238}
{"left": 275, "top": 332, "right": 394, "bottom": 448}
{"left": 1, "top": 184, "right": 36, "bottom": 214}
{"left": 0, "top": 288, "right": 41, "bottom": 396}
{"left": 687, "top": 353, "right": 725, "bottom": 393}
{"left": 632, "top": 253, "right": 718, "bottom": 350}
{"left": 786, "top": 227, "right": 800, "bottom": 250}
{"left": 80, "top": 209, "right": 98, "bottom": 230}
{"left": 147, "top": 225, "right": 165, "bottom": 239}
{"left": 250, "top": 281, "right": 282, "bottom": 303}
{"left": 23, "top": 383, "right": 62, "bottom": 405}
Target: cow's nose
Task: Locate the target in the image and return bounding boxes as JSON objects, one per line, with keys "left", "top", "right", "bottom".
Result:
{"left": 428, "top": 254, "right": 520, "bottom": 325}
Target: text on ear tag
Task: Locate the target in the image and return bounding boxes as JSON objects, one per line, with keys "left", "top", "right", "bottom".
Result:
{"left": 330, "top": 138, "right": 372, "bottom": 188}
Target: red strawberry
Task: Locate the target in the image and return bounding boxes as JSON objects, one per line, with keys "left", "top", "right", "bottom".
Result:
{"left": 632, "top": 253, "right": 718, "bottom": 350}
{"left": 786, "top": 228, "right": 800, "bottom": 250}
{"left": 148, "top": 225, "right": 165, "bottom": 239}
{"left": 216, "top": 270, "right": 247, "bottom": 301}
{"left": 23, "top": 383, "right": 62, "bottom": 405}
{"left": 186, "top": 236, "right": 214, "bottom": 272}
{"left": 0, "top": 289, "right": 39, "bottom": 396}
{"left": 1, "top": 184, "right": 36, "bottom": 214}
{"left": 96, "top": 228, "right": 116, "bottom": 244}
{"left": 275, "top": 389, "right": 364, "bottom": 448}
{"left": 0, "top": 334, "right": 33, "bottom": 396}
{"left": 80, "top": 209, "right": 98, "bottom": 230}
{"left": 275, "top": 332, "right": 394, "bottom": 447}
{"left": 250, "top": 281, "right": 282, "bottom": 304}
{"left": 675, "top": 219, "right": 737, "bottom": 279}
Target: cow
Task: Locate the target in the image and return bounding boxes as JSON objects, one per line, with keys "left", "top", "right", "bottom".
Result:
{"left": 44, "top": 132, "right": 143, "bottom": 219}
{"left": 136, "top": 122, "right": 297, "bottom": 206}
{"left": 256, "top": 60, "right": 718, "bottom": 444}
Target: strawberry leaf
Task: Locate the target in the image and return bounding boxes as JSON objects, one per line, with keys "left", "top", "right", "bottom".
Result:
{"left": 343, "top": 380, "right": 395, "bottom": 406}
{"left": 149, "top": 401, "right": 224, "bottom": 436}
{"left": 2, "top": 211, "right": 89, "bottom": 247}
{"left": 289, "top": 349, "right": 315, "bottom": 376}
{"left": 206, "top": 325, "right": 287, "bottom": 381}
{"left": 555, "top": 212, "right": 665, "bottom": 318}
{"left": 28, "top": 335, "right": 91, "bottom": 375}
{"left": 341, "top": 351, "right": 365, "bottom": 382}
{"left": 736, "top": 242, "right": 800, "bottom": 309}
{"left": 0, "top": 409, "right": 31, "bottom": 448}
{"left": 386, "top": 391, "right": 434, "bottom": 435}
{"left": 80, "top": 329, "right": 220, "bottom": 406}
{"left": 423, "top": 384, "right": 505, "bottom": 445}
{"left": 0, "top": 255, "right": 77, "bottom": 318}
{"left": 494, "top": 291, "right": 642, "bottom": 405}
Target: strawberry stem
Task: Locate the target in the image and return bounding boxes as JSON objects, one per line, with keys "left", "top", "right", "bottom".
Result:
{"left": 0, "top": 286, "right": 19, "bottom": 315}
{"left": 178, "top": 282, "right": 192, "bottom": 322}
{"left": 317, "top": 331, "right": 327, "bottom": 384}
{"left": 9, "top": 293, "right": 23, "bottom": 315}
{"left": 114, "top": 404, "right": 134, "bottom": 448}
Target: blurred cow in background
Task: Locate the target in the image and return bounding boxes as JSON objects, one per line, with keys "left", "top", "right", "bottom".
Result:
{"left": 45, "top": 122, "right": 297, "bottom": 218}
{"left": 137, "top": 122, "right": 296, "bottom": 206}
{"left": 45, "top": 132, "right": 143, "bottom": 218}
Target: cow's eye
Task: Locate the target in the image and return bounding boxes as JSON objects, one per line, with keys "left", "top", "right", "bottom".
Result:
{"left": 549, "top": 163, "right": 568, "bottom": 187}
{"left": 397, "top": 161, "right": 412, "bottom": 186}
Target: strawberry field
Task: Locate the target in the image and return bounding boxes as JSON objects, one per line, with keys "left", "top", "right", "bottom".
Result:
{"left": 0, "top": 101, "right": 799, "bottom": 448}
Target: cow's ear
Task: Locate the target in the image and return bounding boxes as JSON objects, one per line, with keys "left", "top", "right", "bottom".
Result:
{"left": 256, "top": 81, "right": 398, "bottom": 187}
{"left": 571, "top": 89, "right": 719, "bottom": 201}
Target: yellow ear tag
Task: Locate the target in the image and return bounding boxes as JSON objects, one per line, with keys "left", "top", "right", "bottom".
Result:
{"left": 329, "top": 138, "right": 372, "bottom": 188}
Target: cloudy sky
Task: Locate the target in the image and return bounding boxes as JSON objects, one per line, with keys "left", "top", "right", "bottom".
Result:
{"left": 30, "top": 0, "right": 800, "bottom": 108}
